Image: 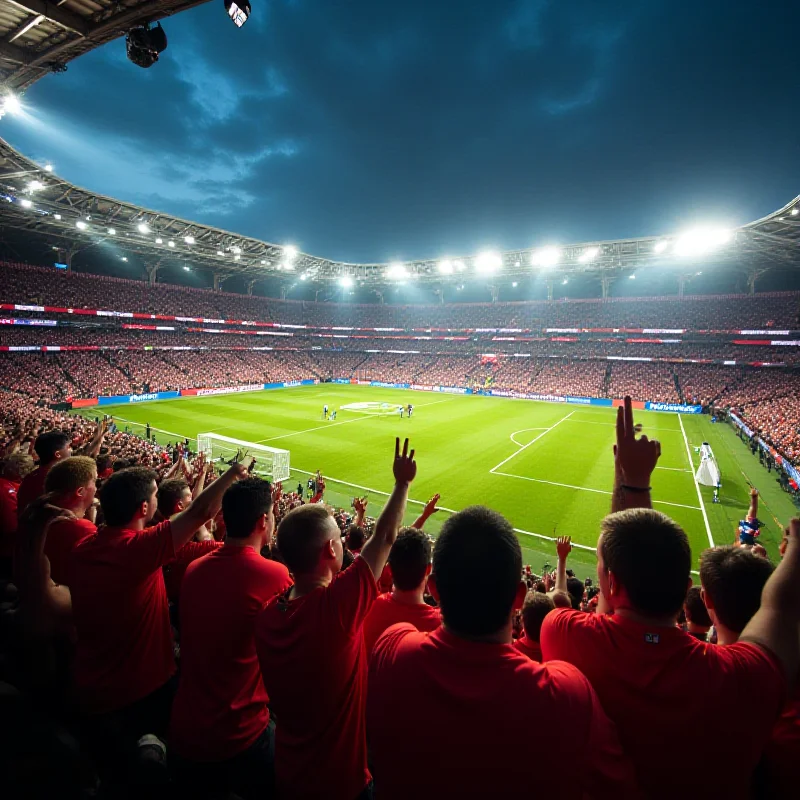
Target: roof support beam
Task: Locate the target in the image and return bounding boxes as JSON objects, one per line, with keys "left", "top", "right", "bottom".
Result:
{"left": 5, "top": 0, "right": 89, "bottom": 37}
{"left": 0, "top": 38, "right": 32, "bottom": 65}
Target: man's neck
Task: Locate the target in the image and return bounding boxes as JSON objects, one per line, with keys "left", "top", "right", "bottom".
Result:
{"left": 291, "top": 571, "right": 334, "bottom": 599}
{"left": 224, "top": 534, "right": 262, "bottom": 551}
{"left": 390, "top": 586, "right": 427, "bottom": 605}
{"left": 686, "top": 621, "right": 710, "bottom": 636}
{"left": 715, "top": 625, "right": 740, "bottom": 646}
{"left": 443, "top": 621, "right": 513, "bottom": 645}
{"left": 614, "top": 606, "right": 680, "bottom": 628}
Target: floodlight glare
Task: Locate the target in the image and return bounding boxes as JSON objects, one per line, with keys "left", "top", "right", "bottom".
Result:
{"left": 183, "top": 266, "right": 190, "bottom": 272}
{"left": 673, "top": 227, "right": 731, "bottom": 257}
{"left": 792, "top": 209, "right": 799, "bottom": 216}
{"left": 475, "top": 251, "right": 502, "bottom": 274}
{"left": 107, "top": 228, "right": 116, "bottom": 235}
{"left": 184, "top": 236, "right": 195, "bottom": 244}
{"left": 653, "top": 240, "right": 669, "bottom": 254}
{"left": 224, "top": 0, "right": 251, "bottom": 27}
{"left": 562, "top": 278, "right": 568, "bottom": 285}
{"left": 137, "top": 222, "right": 150, "bottom": 234}
{"left": 76, "top": 220, "right": 87, "bottom": 230}
{"left": 54, "top": 214, "right": 61, "bottom": 220}
{"left": 453, "top": 260, "right": 466, "bottom": 272}
{"left": 216, "top": 250, "right": 224, "bottom": 256}
{"left": 300, "top": 273, "right": 308, "bottom": 281}
{"left": 530, "top": 246, "right": 561, "bottom": 268}
{"left": 231, "top": 246, "right": 242, "bottom": 254}
{"left": 121, "top": 257, "right": 128, "bottom": 262}
{"left": 578, "top": 247, "right": 599, "bottom": 263}
{"left": 44, "top": 164, "right": 53, "bottom": 172}
{"left": 20, "top": 198, "right": 32, "bottom": 208}
{"left": 234, "top": 255, "right": 241, "bottom": 261}
{"left": 283, "top": 245, "right": 298, "bottom": 260}
{"left": 438, "top": 260, "right": 454, "bottom": 275}
{"left": 340, "top": 276, "right": 354, "bottom": 288}
{"left": 512, "top": 281, "right": 518, "bottom": 288}
{"left": 155, "top": 238, "right": 163, "bottom": 244}
{"left": 387, "top": 263, "right": 409, "bottom": 280}
{"left": 27, "top": 180, "right": 44, "bottom": 192}
{"left": 629, "top": 274, "right": 636, "bottom": 280}
{"left": 168, "top": 241, "right": 175, "bottom": 248}
{"left": 0, "top": 92, "right": 21, "bottom": 116}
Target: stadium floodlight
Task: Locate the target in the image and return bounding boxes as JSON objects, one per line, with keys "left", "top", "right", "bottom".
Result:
{"left": 76, "top": 220, "right": 87, "bottom": 230}
{"left": 20, "top": 198, "right": 32, "bottom": 208}
{"left": 475, "top": 251, "right": 502, "bottom": 274}
{"left": 0, "top": 91, "right": 21, "bottom": 117}
{"left": 340, "top": 275, "right": 354, "bottom": 288}
{"left": 453, "top": 260, "right": 466, "bottom": 272}
{"left": 530, "top": 246, "right": 561, "bottom": 268}
{"left": 216, "top": 250, "right": 224, "bottom": 256}
{"left": 126, "top": 23, "right": 168, "bottom": 69}
{"left": 512, "top": 281, "right": 518, "bottom": 288}
{"left": 438, "top": 259, "right": 454, "bottom": 275}
{"left": 562, "top": 278, "right": 568, "bottom": 285}
{"left": 234, "top": 255, "right": 241, "bottom": 261}
{"left": 54, "top": 213, "right": 61, "bottom": 220}
{"left": 300, "top": 273, "right": 308, "bottom": 281}
{"left": 27, "top": 180, "right": 44, "bottom": 192}
{"left": 792, "top": 209, "right": 799, "bottom": 216}
{"left": 629, "top": 274, "right": 636, "bottom": 279}
{"left": 673, "top": 227, "right": 731, "bottom": 257}
{"left": 578, "top": 247, "right": 599, "bottom": 263}
{"left": 387, "top": 262, "right": 409, "bottom": 280}
{"left": 231, "top": 246, "right": 242, "bottom": 254}
{"left": 155, "top": 237, "right": 163, "bottom": 244}
{"left": 184, "top": 235, "right": 195, "bottom": 244}
{"left": 283, "top": 245, "right": 298, "bottom": 260}
{"left": 168, "top": 240, "right": 175, "bottom": 248}
{"left": 44, "top": 164, "right": 53, "bottom": 172}
{"left": 224, "top": 0, "right": 251, "bottom": 27}
{"left": 653, "top": 239, "right": 669, "bottom": 254}
{"left": 261, "top": 260, "right": 267, "bottom": 265}
{"left": 107, "top": 227, "right": 116, "bottom": 235}
{"left": 137, "top": 222, "right": 150, "bottom": 234}
{"left": 121, "top": 256, "right": 128, "bottom": 262}
{"left": 183, "top": 266, "right": 190, "bottom": 271}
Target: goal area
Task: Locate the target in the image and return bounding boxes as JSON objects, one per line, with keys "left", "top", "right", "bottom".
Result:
{"left": 197, "top": 433, "right": 290, "bottom": 482}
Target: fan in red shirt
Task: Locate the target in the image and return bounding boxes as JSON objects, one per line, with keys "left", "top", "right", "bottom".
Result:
{"left": 68, "top": 457, "right": 252, "bottom": 782}
{"left": 362, "top": 527, "right": 440, "bottom": 656}
{"left": 16, "top": 431, "right": 73, "bottom": 514}
{"left": 540, "top": 397, "right": 797, "bottom": 799}
{"left": 0, "top": 453, "right": 34, "bottom": 577}
{"left": 368, "top": 505, "right": 637, "bottom": 800}
{"left": 170, "top": 477, "right": 291, "bottom": 800}
{"left": 41, "top": 456, "right": 98, "bottom": 586}
{"left": 513, "top": 590, "right": 554, "bottom": 661}
{"left": 256, "top": 437, "right": 417, "bottom": 800}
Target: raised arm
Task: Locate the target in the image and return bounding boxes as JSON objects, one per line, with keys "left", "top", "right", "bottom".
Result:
{"left": 359, "top": 438, "right": 416, "bottom": 579}
{"left": 170, "top": 458, "right": 251, "bottom": 551}
{"left": 78, "top": 419, "right": 108, "bottom": 459}
{"left": 551, "top": 535, "right": 572, "bottom": 597}
{"left": 191, "top": 457, "right": 210, "bottom": 501}
{"left": 739, "top": 517, "right": 800, "bottom": 682}
{"left": 412, "top": 493, "right": 440, "bottom": 530}
{"left": 611, "top": 396, "right": 660, "bottom": 513}
{"left": 747, "top": 487, "right": 759, "bottom": 521}
{"left": 352, "top": 496, "right": 368, "bottom": 527}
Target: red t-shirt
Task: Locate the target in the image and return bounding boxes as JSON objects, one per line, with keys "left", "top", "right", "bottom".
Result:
{"left": 762, "top": 681, "right": 800, "bottom": 794}
{"left": 255, "top": 557, "right": 378, "bottom": 800}
{"left": 362, "top": 593, "right": 441, "bottom": 656}
{"left": 163, "top": 539, "right": 223, "bottom": 603}
{"left": 513, "top": 634, "right": 542, "bottom": 661}
{"left": 170, "top": 546, "right": 291, "bottom": 762}
{"left": 69, "top": 520, "right": 177, "bottom": 714}
{"left": 16, "top": 463, "right": 53, "bottom": 514}
{"left": 540, "top": 608, "right": 785, "bottom": 798}
{"left": 0, "top": 477, "right": 20, "bottom": 558}
{"left": 44, "top": 516, "right": 96, "bottom": 585}
{"left": 368, "top": 624, "right": 637, "bottom": 800}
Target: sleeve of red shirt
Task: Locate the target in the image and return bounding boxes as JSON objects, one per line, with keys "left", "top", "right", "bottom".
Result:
{"left": 125, "top": 520, "right": 177, "bottom": 576}
{"left": 172, "top": 539, "right": 223, "bottom": 565}
{"left": 539, "top": 606, "right": 589, "bottom": 662}
{"left": 329, "top": 556, "right": 379, "bottom": 633}
{"left": 719, "top": 641, "right": 786, "bottom": 712}
{"left": 370, "top": 622, "right": 419, "bottom": 675}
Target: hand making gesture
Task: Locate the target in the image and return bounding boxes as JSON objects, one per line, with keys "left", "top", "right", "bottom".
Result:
{"left": 614, "top": 395, "right": 660, "bottom": 490}
{"left": 393, "top": 437, "right": 417, "bottom": 485}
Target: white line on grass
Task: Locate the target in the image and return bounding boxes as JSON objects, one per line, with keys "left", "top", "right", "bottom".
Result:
{"left": 509, "top": 428, "right": 552, "bottom": 447}
{"left": 490, "top": 411, "right": 576, "bottom": 474}
{"left": 492, "top": 470, "right": 702, "bottom": 512}
{"left": 678, "top": 414, "right": 714, "bottom": 547}
{"left": 561, "top": 418, "right": 682, "bottom": 433}
{"left": 111, "top": 416, "right": 195, "bottom": 441}
{"left": 256, "top": 398, "right": 456, "bottom": 444}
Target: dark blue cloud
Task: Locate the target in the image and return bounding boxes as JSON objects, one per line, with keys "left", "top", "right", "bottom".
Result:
{"left": 4, "top": 0, "right": 799, "bottom": 262}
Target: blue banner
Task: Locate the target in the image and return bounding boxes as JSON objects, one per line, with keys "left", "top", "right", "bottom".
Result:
{"left": 98, "top": 390, "right": 180, "bottom": 406}
{"left": 645, "top": 402, "right": 703, "bottom": 414}
{"left": 332, "top": 378, "right": 351, "bottom": 384}
{"left": 370, "top": 381, "right": 410, "bottom": 389}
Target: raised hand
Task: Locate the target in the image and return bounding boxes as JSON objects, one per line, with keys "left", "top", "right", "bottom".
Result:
{"left": 422, "top": 493, "right": 440, "bottom": 518}
{"left": 614, "top": 395, "right": 660, "bottom": 490}
{"left": 393, "top": 437, "right": 417, "bottom": 485}
{"left": 556, "top": 535, "right": 572, "bottom": 561}
{"left": 353, "top": 496, "right": 368, "bottom": 518}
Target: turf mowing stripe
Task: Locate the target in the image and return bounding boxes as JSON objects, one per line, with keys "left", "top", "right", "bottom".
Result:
{"left": 489, "top": 410, "right": 576, "bottom": 473}
{"left": 678, "top": 414, "right": 715, "bottom": 547}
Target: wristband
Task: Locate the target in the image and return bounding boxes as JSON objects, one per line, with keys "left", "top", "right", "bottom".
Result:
{"left": 621, "top": 485, "right": 651, "bottom": 493}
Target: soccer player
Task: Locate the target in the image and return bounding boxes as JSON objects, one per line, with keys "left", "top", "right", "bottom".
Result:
{"left": 255, "top": 438, "right": 416, "bottom": 800}
{"left": 407, "top": 403, "right": 413, "bottom": 418}
{"left": 738, "top": 487, "right": 762, "bottom": 546}
{"left": 367, "top": 506, "right": 636, "bottom": 799}
{"left": 169, "top": 478, "right": 291, "bottom": 799}
{"left": 399, "top": 405, "right": 404, "bottom": 419}
{"left": 323, "top": 404, "right": 329, "bottom": 419}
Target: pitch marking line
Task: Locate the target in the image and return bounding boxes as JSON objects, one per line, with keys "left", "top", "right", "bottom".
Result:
{"left": 679, "top": 414, "right": 714, "bottom": 547}
{"left": 256, "top": 398, "right": 456, "bottom": 444}
{"left": 509, "top": 428, "right": 552, "bottom": 447}
{"left": 490, "top": 411, "right": 577, "bottom": 474}
{"left": 492, "top": 470, "right": 702, "bottom": 512}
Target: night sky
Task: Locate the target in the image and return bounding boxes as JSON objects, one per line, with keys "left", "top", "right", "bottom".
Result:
{"left": 4, "top": 0, "right": 799, "bottom": 265}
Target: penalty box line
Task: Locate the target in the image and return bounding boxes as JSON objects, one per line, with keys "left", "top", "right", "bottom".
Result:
{"left": 489, "top": 410, "right": 577, "bottom": 474}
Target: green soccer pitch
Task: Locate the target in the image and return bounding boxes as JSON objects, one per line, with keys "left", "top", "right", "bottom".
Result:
{"left": 77, "top": 385, "right": 797, "bottom": 578}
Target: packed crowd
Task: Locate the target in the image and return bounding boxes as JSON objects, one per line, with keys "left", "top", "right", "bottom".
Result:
{"left": 1, "top": 395, "right": 798, "bottom": 800}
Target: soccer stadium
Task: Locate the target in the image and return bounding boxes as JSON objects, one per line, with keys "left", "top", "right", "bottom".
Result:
{"left": 1, "top": 2, "right": 800, "bottom": 798}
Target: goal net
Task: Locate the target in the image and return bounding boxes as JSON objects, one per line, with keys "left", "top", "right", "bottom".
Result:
{"left": 197, "top": 433, "right": 290, "bottom": 482}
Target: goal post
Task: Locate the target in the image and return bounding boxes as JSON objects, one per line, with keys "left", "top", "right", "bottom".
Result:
{"left": 197, "top": 433, "right": 290, "bottom": 482}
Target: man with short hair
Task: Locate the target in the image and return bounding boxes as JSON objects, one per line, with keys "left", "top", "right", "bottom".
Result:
{"left": 514, "top": 591, "right": 554, "bottom": 661}
{"left": 368, "top": 505, "right": 636, "bottom": 799}
{"left": 683, "top": 585, "right": 712, "bottom": 641}
{"left": 362, "top": 528, "right": 440, "bottom": 655}
{"left": 256, "top": 438, "right": 416, "bottom": 800}
{"left": 42, "top": 456, "right": 98, "bottom": 585}
{"left": 699, "top": 545, "right": 774, "bottom": 645}
{"left": 170, "top": 477, "right": 291, "bottom": 800}
{"left": 0, "top": 453, "right": 34, "bottom": 574}
{"left": 68, "top": 458, "right": 250, "bottom": 741}
{"left": 540, "top": 397, "right": 800, "bottom": 798}
{"left": 16, "top": 431, "right": 72, "bottom": 513}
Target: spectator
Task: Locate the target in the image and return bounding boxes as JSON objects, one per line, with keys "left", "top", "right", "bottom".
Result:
{"left": 682, "top": 585, "right": 712, "bottom": 642}
{"left": 514, "top": 591, "right": 554, "bottom": 661}
{"left": 0, "top": 452, "right": 34, "bottom": 577}
{"left": 255, "top": 438, "right": 416, "bottom": 800}
{"left": 42, "top": 456, "right": 99, "bottom": 586}
{"left": 367, "top": 505, "right": 636, "bottom": 799}
{"left": 169, "top": 477, "right": 291, "bottom": 800}
{"left": 362, "top": 527, "right": 441, "bottom": 655}
{"left": 16, "top": 431, "right": 72, "bottom": 513}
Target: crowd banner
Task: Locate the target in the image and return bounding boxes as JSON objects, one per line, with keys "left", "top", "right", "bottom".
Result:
{"left": 182, "top": 383, "right": 264, "bottom": 397}
{"left": 70, "top": 397, "right": 99, "bottom": 408}
{"left": 645, "top": 402, "right": 703, "bottom": 414}
{"left": 98, "top": 390, "right": 180, "bottom": 406}
{"left": 370, "top": 381, "right": 411, "bottom": 389}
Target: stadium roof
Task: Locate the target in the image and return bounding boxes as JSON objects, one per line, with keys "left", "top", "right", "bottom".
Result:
{"left": 0, "top": 0, "right": 211, "bottom": 92}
